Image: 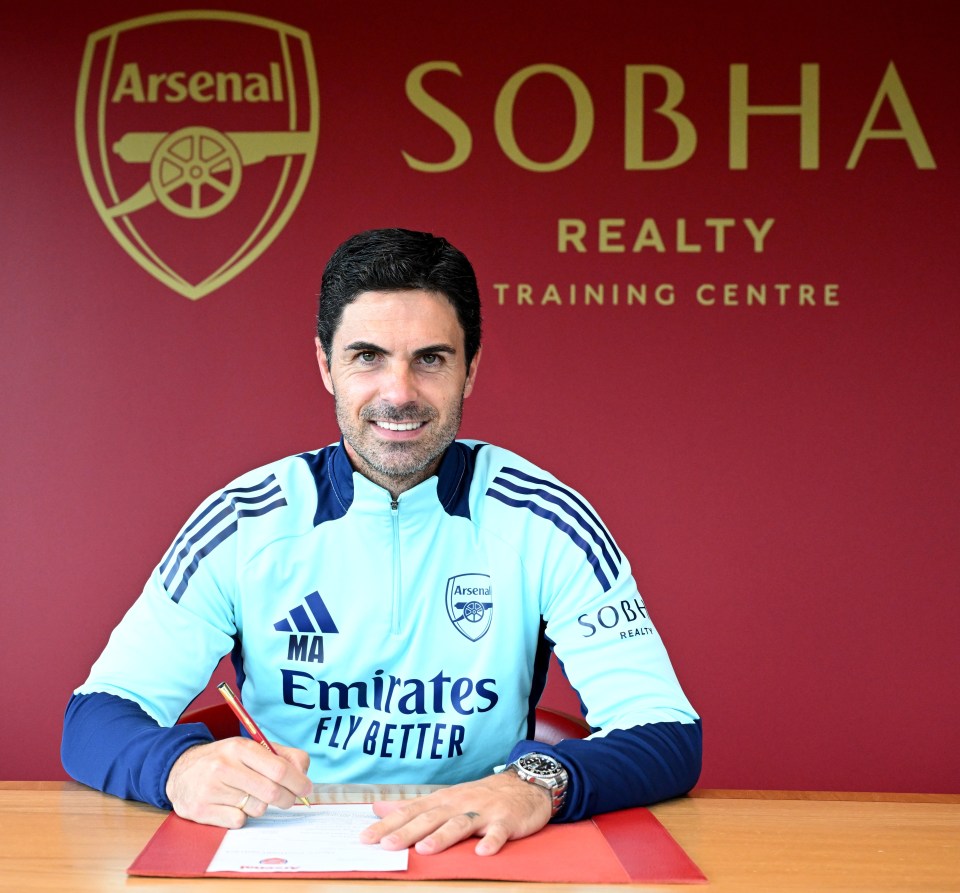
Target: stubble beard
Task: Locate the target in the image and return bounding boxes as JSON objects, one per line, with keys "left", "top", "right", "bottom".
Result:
{"left": 335, "top": 394, "right": 465, "bottom": 493}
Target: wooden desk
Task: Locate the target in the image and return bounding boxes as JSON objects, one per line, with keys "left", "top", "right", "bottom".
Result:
{"left": 1, "top": 783, "right": 957, "bottom": 891}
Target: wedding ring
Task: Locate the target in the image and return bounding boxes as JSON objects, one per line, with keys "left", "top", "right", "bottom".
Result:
{"left": 236, "top": 793, "right": 251, "bottom": 811}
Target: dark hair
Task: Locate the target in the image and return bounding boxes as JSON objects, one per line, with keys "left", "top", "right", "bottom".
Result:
{"left": 317, "top": 228, "right": 482, "bottom": 368}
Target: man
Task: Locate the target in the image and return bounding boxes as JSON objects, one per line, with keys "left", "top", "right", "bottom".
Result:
{"left": 63, "top": 228, "right": 701, "bottom": 856}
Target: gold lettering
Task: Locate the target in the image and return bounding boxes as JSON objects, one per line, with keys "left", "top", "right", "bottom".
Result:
{"left": 555, "top": 218, "right": 774, "bottom": 253}
{"left": 705, "top": 218, "right": 735, "bottom": 251}
{"left": 729, "top": 64, "right": 820, "bottom": 169}
{"left": 558, "top": 219, "right": 587, "bottom": 252}
{"left": 245, "top": 72, "right": 271, "bottom": 102}
{"left": 743, "top": 217, "right": 775, "bottom": 251}
{"left": 599, "top": 218, "right": 626, "bottom": 253}
{"left": 110, "top": 62, "right": 282, "bottom": 104}
{"left": 240, "top": 73, "right": 270, "bottom": 102}
{"left": 632, "top": 219, "right": 666, "bottom": 252}
{"left": 625, "top": 65, "right": 696, "bottom": 169}
{"left": 585, "top": 284, "right": 604, "bottom": 305}
{"left": 654, "top": 284, "right": 675, "bottom": 305}
{"left": 676, "top": 219, "right": 702, "bottom": 253}
{"left": 696, "top": 283, "right": 838, "bottom": 306}
{"left": 189, "top": 71, "right": 215, "bottom": 102}
{"left": 147, "top": 72, "right": 167, "bottom": 103}
{"left": 217, "top": 72, "right": 243, "bottom": 102}
{"left": 495, "top": 65, "right": 594, "bottom": 172}
{"left": 403, "top": 62, "right": 472, "bottom": 172}
{"left": 270, "top": 62, "right": 284, "bottom": 101}
{"left": 165, "top": 72, "right": 187, "bottom": 102}
{"left": 111, "top": 63, "right": 145, "bottom": 102}
{"left": 489, "top": 283, "right": 676, "bottom": 306}
{"left": 542, "top": 284, "right": 563, "bottom": 305}
{"left": 846, "top": 62, "right": 935, "bottom": 169}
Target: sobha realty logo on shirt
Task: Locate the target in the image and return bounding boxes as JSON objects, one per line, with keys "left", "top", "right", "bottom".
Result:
{"left": 75, "top": 10, "right": 319, "bottom": 299}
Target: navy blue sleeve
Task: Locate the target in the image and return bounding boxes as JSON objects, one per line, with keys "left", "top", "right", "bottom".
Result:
{"left": 507, "top": 719, "right": 702, "bottom": 822}
{"left": 61, "top": 692, "right": 215, "bottom": 809}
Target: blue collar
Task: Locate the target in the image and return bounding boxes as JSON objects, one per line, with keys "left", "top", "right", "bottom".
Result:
{"left": 301, "top": 439, "right": 484, "bottom": 524}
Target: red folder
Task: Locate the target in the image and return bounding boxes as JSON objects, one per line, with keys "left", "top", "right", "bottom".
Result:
{"left": 129, "top": 805, "right": 706, "bottom": 883}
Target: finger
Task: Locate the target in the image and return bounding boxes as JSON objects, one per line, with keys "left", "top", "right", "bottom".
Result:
{"left": 365, "top": 805, "right": 456, "bottom": 850}
{"left": 220, "top": 740, "right": 312, "bottom": 806}
{"left": 207, "top": 806, "right": 249, "bottom": 829}
{"left": 180, "top": 789, "right": 249, "bottom": 830}
{"left": 166, "top": 742, "right": 288, "bottom": 829}
{"left": 360, "top": 800, "right": 428, "bottom": 843}
{"left": 413, "top": 811, "right": 485, "bottom": 855}
{"left": 272, "top": 742, "right": 312, "bottom": 775}
{"left": 474, "top": 821, "right": 511, "bottom": 856}
{"left": 370, "top": 799, "right": 406, "bottom": 819}
{"left": 238, "top": 793, "right": 267, "bottom": 818}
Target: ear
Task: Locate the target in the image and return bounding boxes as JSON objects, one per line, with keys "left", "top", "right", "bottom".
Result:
{"left": 462, "top": 346, "right": 482, "bottom": 399}
{"left": 315, "top": 337, "right": 335, "bottom": 396}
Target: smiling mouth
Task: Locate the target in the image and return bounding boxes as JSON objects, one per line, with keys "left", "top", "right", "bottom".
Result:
{"left": 375, "top": 420, "right": 426, "bottom": 431}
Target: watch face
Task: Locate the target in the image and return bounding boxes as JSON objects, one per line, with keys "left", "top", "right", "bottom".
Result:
{"left": 518, "top": 753, "right": 561, "bottom": 777}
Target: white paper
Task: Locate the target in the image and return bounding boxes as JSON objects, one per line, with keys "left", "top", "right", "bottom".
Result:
{"left": 206, "top": 804, "right": 409, "bottom": 873}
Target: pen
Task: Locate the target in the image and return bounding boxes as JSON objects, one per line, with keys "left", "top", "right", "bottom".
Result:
{"left": 217, "top": 681, "right": 312, "bottom": 807}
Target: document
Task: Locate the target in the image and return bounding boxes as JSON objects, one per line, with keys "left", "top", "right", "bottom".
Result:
{"left": 206, "top": 804, "right": 409, "bottom": 873}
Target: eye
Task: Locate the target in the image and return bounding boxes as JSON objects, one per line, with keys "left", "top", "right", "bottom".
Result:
{"left": 357, "top": 350, "right": 378, "bottom": 364}
{"left": 420, "top": 353, "right": 440, "bottom": 366}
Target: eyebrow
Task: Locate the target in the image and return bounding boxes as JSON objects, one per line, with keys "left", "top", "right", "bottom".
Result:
{"left": 342, "top": 340, "right": 458, "bottom": 357}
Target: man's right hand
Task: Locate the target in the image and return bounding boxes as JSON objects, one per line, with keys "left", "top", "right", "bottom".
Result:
{"left": 165, "top": 738, "right": 312, "bottom": 828}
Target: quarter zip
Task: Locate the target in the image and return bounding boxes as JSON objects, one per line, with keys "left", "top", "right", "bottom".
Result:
{"left": 390, "top": 498, "right": 401, "bottom": 634}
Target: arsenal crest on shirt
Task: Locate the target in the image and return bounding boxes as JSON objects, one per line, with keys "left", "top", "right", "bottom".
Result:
{"left": 445, "top": 573, "right": 494, "bottom": 642}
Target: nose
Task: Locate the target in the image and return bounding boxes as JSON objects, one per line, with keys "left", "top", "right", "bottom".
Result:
{"left": 379, "top": 360, "right": 418, "bottom": 406}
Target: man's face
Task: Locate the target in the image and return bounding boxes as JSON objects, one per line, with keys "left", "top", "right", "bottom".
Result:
{"left": 316, "top": 289, "right": 480, "bottom": 496}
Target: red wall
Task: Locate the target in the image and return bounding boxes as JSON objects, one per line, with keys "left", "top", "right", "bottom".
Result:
{"left": 2, "top": 1, "right": 958, "bottom": 793}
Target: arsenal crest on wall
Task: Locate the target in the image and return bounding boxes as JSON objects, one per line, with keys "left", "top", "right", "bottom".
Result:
{"left": 76, "top": 11, "right": 319, "bottom": 299}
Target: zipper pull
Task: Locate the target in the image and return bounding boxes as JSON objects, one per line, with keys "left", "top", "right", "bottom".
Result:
{"left": 390, "top": 499, "right": 399, "bottom": 511}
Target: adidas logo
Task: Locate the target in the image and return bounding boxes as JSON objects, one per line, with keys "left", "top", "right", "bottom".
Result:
{"left": 274, "top": 591, "right": 339, "bottom": 633}
{"left": 274, "top": 591, "right": 339, "bottom": 664}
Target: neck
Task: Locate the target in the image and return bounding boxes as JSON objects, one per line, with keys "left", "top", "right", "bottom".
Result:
{"left": 342, "top": 442, "right": 443, "bottom": 501}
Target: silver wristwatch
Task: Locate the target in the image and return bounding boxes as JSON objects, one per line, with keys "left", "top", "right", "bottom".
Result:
{"left": 504, "top": 752, "right": 569, "bottom": 816}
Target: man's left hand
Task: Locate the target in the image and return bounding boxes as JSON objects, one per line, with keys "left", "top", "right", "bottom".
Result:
{"left": 359, "top": 769, "right": 552, "bottom": 856}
